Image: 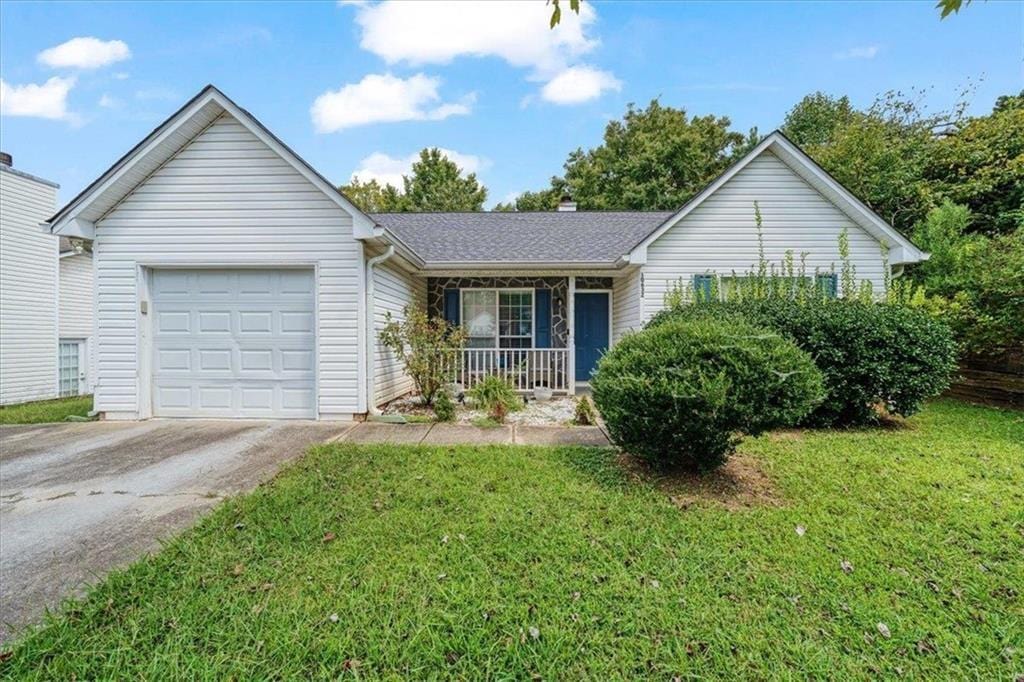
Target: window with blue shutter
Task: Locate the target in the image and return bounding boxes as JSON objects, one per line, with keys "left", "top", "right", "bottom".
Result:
{"left": 693, "top": 274, "right": 715, "bottom": 302}
{"left": 443, "top": 289, "right": 460, "bottom": 326}
{"left": 535, "top": 289, "right": 552, "bottom": 347}
{"left": 816, "top": 273, "right": 838, "bottom": 298}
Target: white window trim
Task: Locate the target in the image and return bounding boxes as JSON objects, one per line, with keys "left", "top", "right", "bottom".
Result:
{"left": 459, "top": 288, "right": 536, "bottom": 349}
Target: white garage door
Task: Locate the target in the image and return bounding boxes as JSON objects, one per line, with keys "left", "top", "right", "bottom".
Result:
{"left": 151, "top": 269, "right": 316, "bottom": 418}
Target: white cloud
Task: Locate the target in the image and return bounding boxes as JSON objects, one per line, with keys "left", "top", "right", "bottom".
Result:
{"left": 351, "top": 0, "right": 597, "bottom": 78}
{"left": 834, "top": 45, "right": 880, "bottom": 60}
{"left": 0, "top": 76, "right": 77, "bottom": 121}
{"left": 38, "top": 37, "right": 131, "bottom": 69}
{"left": 351, "top": 148, "right": 488, "bottom": 187}
{"left": 311, "top": 73, "right": 472, "bottom": 133}
{"left": 113, "top": 72, "right": 130, "bottom": 80}
{"left": 98, "top": 93, "right": 120, "bottom": 108}
{"left": 541, "top": 65, "right": 621, "bottom": 105}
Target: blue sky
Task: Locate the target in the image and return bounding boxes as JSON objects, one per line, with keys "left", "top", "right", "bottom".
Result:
{"left": 1, "top": 0, "right": 1020, "bottom": 207}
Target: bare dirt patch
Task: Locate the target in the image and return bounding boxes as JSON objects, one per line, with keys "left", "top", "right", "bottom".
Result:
{"left": 617, "top": 452, "right": 782, "bottom": 511}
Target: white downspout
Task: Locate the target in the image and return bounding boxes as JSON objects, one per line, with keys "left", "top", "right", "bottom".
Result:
{"left": 364, "top": 246, "right": 395, "bottom": 416}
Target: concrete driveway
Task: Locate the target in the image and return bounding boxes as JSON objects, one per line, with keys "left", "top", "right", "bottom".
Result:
{"left": 0, "top": 419, "right": 352, "bottom": 643}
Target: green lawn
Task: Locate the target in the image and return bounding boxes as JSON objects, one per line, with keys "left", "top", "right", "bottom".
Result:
{"left": 3, "top": 400, "right": 1022, "bottom": 679}
{"left": 0, "top": 395, "right": 92, "bottom": 425}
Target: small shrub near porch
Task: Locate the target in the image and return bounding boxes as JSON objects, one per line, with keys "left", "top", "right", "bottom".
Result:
{"left": 379, "top": 306, "right": 466, "bottom": 406}
{"left": 591, "top": 317, "right": 824, "bottom": 472}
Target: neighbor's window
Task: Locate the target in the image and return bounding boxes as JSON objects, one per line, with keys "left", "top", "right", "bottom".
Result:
{"left": 461, "top": 289, "right": 533, "bottom": 348}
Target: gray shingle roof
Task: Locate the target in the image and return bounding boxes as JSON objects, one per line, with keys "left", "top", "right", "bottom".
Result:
{"left": 370, "top": 211, "right": 675, "bottom": 265}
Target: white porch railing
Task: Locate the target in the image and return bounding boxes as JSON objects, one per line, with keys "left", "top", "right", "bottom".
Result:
{"left": 439, "top": 348, "right": 571, "bottom": 393}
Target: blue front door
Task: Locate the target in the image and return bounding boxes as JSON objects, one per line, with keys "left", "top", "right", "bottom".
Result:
{"left": 574, "top": 292, "right": 610, "bottom": 381}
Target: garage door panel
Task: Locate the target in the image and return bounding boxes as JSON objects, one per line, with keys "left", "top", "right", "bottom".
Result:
{"left": 239, "top": 349, "right": 274, "bottom": 372}
{"left": 198, "top": 349, "right": 233, "bottom": 371}
{"left": 152, "top": 268, "right": 316, "bottom": 418}
{"left": 157, "top": 311, "right": 191, "bottom": 333}
{"left": 281, "top": 349, "right": 314, "bottom": 372}
{"left": 157, "top": 349, "right": 191, "bottom": 372}
{"left": 199, "top": 386, "right": 233, "bottom": 410}
{"left": 197, "top": 272, "right": 232, "bottom": 293}
{"left": 198, "top": 311, "right": 232, "bottom": 333}
{"left": 281, "top": 311, "right": 314, "bottom": 334}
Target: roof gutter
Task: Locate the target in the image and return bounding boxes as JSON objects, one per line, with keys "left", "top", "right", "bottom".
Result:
{"left": 416, "top": 260, "right": 624, "bottom": 271}
{"left": 364, "top": 245, "right": 394, "bottom": 416}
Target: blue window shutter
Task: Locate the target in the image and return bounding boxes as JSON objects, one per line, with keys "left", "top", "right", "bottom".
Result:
{"left": 693, "top": 274, "right": 715, "bottom": 302}
{"left": 535, "top": 289, "right": 551, "bottom": 347}
{"left": 443, "top": 289, "right": 460, "bottom": 325}
{"left": 816, "top": 273, "right": 838, "bottom": 298}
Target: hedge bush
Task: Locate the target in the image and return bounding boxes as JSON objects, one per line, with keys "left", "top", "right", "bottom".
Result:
{"left": 591, "top": 317, "right": 824, "bottom": 471}
{"left": 648, "top": 298, "right": 958, "bottom": 426}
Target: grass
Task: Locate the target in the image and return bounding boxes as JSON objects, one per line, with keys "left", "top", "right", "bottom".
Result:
{"left": 2, "top": 400, "right": 1022, "bottom": 679}
{"left": 0, "top": 395, "right": 92, "bottom": 425}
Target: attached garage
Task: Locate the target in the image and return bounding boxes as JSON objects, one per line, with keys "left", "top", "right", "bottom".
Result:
{"left": 150, "top": 268, "right": 316, "bottom": 418}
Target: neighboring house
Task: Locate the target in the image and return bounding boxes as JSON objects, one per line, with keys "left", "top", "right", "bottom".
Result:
{"left": 0, "top": 155, "right": 60, "bottom": 406}
{"left": 44, "top": 85, "right": 926, "bottom": 421}
{"left": 58, "top": 237, "right": 96, "bottom": 398}
{"left": 0, "top": 154, "right": 95, "bottom": 405}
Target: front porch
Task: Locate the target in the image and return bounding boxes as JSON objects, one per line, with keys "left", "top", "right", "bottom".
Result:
{"left": 424, "top": 275, "right": 617, "bottom": 395}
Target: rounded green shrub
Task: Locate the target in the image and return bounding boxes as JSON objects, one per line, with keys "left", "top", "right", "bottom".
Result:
{"left": 648, "top": 298, "right": 959, "bottom": 426}
{"left": 591, "top": 317, "right": 824, "bottom": 471}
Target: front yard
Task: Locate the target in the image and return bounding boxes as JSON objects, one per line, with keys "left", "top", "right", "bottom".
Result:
{"left": 3, "top": 400, "right": 1021, "bottom": 679}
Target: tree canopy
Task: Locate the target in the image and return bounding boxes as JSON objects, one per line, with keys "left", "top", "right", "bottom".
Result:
{"left": 782, "top": 89, "right": 1022, "bottom": 237}
{"left": 339, "top": 148, "right": 488, "bottom": 213}
{"left": 502, "top": 100, "right": 758, "bottom": 212}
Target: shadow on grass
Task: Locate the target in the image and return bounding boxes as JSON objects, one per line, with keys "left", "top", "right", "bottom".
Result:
{"left": 554, "top": 445, "right": 782, "bottom": 510}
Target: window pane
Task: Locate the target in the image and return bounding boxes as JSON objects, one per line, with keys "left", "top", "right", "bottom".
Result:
{"left": 498, "top": 290, "right": 532, "bottom": 347}
{"left": 462, "top": 290, "right": 496, "bottom": 345}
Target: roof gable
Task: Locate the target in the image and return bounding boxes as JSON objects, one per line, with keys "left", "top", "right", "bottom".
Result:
{"left": 45, "top": 85, "right": 375, "bottom": 239}
{"left": 629, "top": 131, "right": 925, "bottom": 265}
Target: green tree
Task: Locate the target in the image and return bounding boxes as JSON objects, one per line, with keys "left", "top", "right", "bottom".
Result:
{"left": 783, "top": 90, "right": 956, "bottom": 235}
{"left": 494, "top": 177, "right": 569, "bottom": 211}
{"left": 781, "top": 92, "right": 855, "bottom": 147}
{"left": 401, "top": 148, "right": 488, "bottom": 212}
{"left": 910, "top": 202, "right": 1023, "bottom": 354}
{"left": 925, "top": 91, "right": 1024, "bottom": 234}
{"left": 338, "top": 177, "right": 404, "bottom": 212}
{"left": 911, "top": 201, "right": 987, "bottom": 294}
{"left": 517, "top": 101, "right": 755, "bottom": 211}
{"left": 340, "top": 148, "right": 488, "bottom": 213}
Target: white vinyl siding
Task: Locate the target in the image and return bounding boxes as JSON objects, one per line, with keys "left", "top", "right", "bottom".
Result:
{"left": 93, "top": 112, "right": 363, "bottom": 419}
{"left": 0, "top": 167, "right": 58, "bottom": 405}
{"left": 373, "top": 261, "right": 425, "bottom": 406}
{"left": 59, "top": 252, "right": 95, "bottom": 393}
{"left": 641, "top": 150, "right": 889, "bottom": 321}
{"left": 611, "top": 269, "right": 643, "bottom": 343}
{"left": 59, "top": 252, "right": 94, "bottom": 338}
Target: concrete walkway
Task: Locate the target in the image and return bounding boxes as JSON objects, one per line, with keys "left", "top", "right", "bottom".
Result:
{"left": 336, "top": 422, "right": 610, "bottom": 447}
